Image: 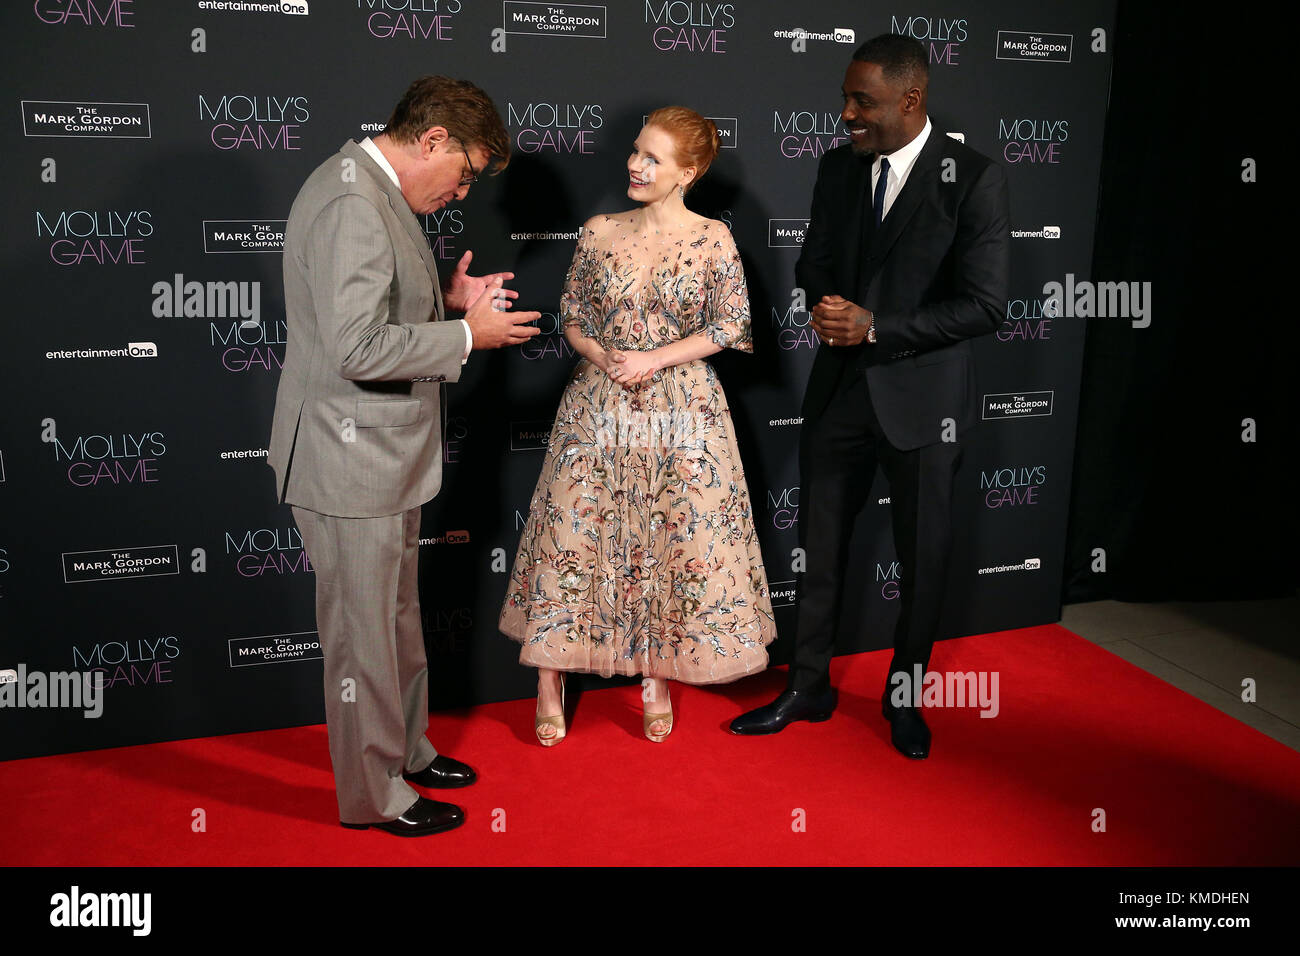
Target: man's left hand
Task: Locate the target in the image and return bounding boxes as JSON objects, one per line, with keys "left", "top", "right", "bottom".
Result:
{"left": 810, "top": 295, "right": 872, "bottom": 347}
{"left": 443, "top": 249, "right": 520, "bottom": 313}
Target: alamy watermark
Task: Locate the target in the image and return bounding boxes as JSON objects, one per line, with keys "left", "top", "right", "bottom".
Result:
{"left": 0, "top": 665, "right": 103, "bottom": 718}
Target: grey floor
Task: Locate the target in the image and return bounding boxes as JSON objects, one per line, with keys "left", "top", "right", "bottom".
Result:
{"left": 1061, "top": 596, "right": 1300, "bottom": 753}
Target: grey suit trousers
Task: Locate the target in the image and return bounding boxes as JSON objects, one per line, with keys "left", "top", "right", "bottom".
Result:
{"left": 291, "top": 504, "right": 436, "bottom": 824}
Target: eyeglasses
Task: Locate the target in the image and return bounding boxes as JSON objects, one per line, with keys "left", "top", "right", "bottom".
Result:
{"left": 458, "top": 142, "right": 478, "bottom": 187}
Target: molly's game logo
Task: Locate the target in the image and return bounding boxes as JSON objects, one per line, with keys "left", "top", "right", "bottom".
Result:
{"left": 360, "top": 0, "right": 460, "bottom": 39}
{"left": 891, "top": 14, "right": 967, "bottom": 65}
{"left": 508, "top": 101, "right": 602, "bottom": 154}
{"left": 774, "top": 109, "right": 845, "bottom": 159}
{"left": 198, "top": 94, "right": 309, "bottom": 150}
{"left": 37, "top": 209, "right": 151, "bottom": 265}
{"left": 645, "top": 1, "right": 733, "bottom": 52}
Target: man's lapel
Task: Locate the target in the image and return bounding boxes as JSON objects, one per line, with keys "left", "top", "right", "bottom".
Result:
{"left": 340, "top": 139, "right": 446, "bottom": 321}
{"left": 866, "top": 126, "right": 946, "bottom": 266}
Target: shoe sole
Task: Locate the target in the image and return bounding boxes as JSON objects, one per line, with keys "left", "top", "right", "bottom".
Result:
{"left": 403, "top": 777, "right": 478, "bottom": 789}
{"left": 340, "top": 817, "right": 465, "bottom": 836}
{"left": 729, "top": 711, "right": 833, "bottom": 735}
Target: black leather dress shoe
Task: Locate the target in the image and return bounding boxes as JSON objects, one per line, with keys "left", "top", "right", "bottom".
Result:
{"left": 729, "top": 688, "right": 835, "bottom": 735}
{"left": 889, "top": 706, "right": 931, "bottom": 759}
{"left": 340, "top": 796, "right": 464, "bottom": 836}
{"left": 403, "top": 754, "right": 477, "bottom": 789}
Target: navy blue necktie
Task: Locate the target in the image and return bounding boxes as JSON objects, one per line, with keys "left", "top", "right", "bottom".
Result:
{"left": 873, "top": 156, "right": 891, "bottom": 228}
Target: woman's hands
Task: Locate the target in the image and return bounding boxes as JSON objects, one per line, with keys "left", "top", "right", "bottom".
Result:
{"left": 603, "top": 349, "right": 661, "bottom": 387}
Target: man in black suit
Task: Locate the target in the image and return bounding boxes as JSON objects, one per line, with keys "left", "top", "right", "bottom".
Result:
{"left": 730, "top": 35, "right": 1009, "bottom": 757}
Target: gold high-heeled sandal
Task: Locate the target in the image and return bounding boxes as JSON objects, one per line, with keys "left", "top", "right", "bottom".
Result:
{"left": 535, "top": 672, "right": 566, "bottom": 747}
{"left": 643, "top": 709, "right": 673, "bottom": 743}
{"left": 642, "top": 679, "right": 672, "bottom": 743}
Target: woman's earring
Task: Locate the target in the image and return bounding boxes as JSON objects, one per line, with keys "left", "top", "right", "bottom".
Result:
{"left": 677, "top": 184, "right": 684, "bottom": 200}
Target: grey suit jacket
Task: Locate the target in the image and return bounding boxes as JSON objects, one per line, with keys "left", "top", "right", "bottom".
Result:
{"left": 268, "top": 139, "right": 467, "bottom": 518}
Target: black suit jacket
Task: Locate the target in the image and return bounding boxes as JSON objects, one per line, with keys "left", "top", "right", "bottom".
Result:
{"left": 796, "top": 127, "right": 1010, "bottom": 450}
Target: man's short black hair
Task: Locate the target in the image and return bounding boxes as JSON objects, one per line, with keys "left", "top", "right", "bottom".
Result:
{"left": 852, "top": 34, "right": 929, "bottom": 89}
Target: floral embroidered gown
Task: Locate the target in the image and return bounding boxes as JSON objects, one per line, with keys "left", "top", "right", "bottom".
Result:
{"left": 499, "top": 212, "right": 777, "bottom": 683}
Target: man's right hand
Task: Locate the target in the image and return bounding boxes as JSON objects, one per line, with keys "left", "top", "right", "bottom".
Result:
{"left": 465, "top": 279, "right": 542, "bottom": 349}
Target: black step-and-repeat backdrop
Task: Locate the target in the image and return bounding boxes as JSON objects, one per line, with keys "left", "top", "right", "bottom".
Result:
{"left": 1, "top": 1, "right": 1114, "bottom": 760}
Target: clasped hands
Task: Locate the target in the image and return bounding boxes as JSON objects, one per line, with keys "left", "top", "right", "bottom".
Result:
{"left": 599, "top": 349, "right": 659, "bottom": 388}
{"left": 810, "top": 295, "right": 873, "bottom": 347}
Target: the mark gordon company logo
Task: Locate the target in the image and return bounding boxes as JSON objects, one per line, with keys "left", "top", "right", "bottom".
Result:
{"left": 228, "top": 630, "right": 322, "bottom": 667}
{"left": 204, "top": 220, "right": 285, "bottom": 253}
{"left": 63, "top": 545, "right": 179, "bottom": 583}
{"left": 504, "top": 1, "right": 606, "bottom": 37}
{"left": 996, "top": 30, "right": 1072, "bottom": 62}
{"left": 22, "top": 100, "right": 150, "bottom": 138}
{"left": 982, "top": 391, "right": 1054, "bottom": 420}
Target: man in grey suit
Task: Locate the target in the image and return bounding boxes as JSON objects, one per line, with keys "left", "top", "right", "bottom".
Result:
{"left": 269, "top": 76, "right": 540, "bottom": 836}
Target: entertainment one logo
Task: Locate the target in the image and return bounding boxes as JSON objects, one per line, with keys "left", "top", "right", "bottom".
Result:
{"left": 774, "top": 109, "right": 845, "bottom": 158}
{"left": 198, "top": 94, "right": 309, "bottom": 150}
{"left": 999, "top": 118, "right": 1068, "bottom": 164}
{"left": 504, "top": 1, "right": 606, "bottom": 37}
{"left": 1011, "top": 225, "right": 1061, "bottom": 239}
{"left": 34, "top": 0, "right": 135, "bottom": 26}
{"left": 998, "top": 295, "right": 1054, "bottom": 342}
{"left": 225, "top": 526, "right": 312, "bottom": 577}
{"left": 977, "top": 558, "right": 1042, "bottom": 574}
{"left": 45, "top": 343, "right": 158, "bottom": 361}
{"left": 48, "top": 429, "right": 166, "bottom": 487}
{"left": 360, "top": 0, "right": 459, "bottom": 40}
{"left": 997, "top": 30, "right": 1072, "bottom": 63}
{"left": 521, "top": 313, "right": 577, "bottom": 361}
{"left": 980, "top": 465, "right": 1045, "bottom": 508}
{"left": 22, "top": 100, "right": 149, "bottom": 138}
{"left": 197, "top": 0, "right": 310, "bottom": 15}
{"left": 62, "top": 545, "right": 180, "bottom": 583}
{"left": 645, "top": 1, "right": 733, "bottom": 52}
{"left": 891, "top": 14, "right": 967, "bottom": 65}
{"left": 982, "top": 391, "right": 1054, "bottom": 420}
{"left": 72, "top": 636, "right": 180, "bottom": 688}
{"left": 508, "top": 102, "right": 602, "bottom": 154}
{"left": 771, "top": 26, "right": 856, "bottom": 46}
{"left": 37, "top": 209, "right": 152, "bottom": 265}
{"left": 203, "top": 220, "right": 285, "bottom": 253}
{"left": 229, "top": 632, "right": 322, "bottom": 667}
{"left": 419, "top": 208, "right": 463, "bottom": 261}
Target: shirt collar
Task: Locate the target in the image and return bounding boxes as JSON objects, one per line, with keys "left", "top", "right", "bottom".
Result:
{"left": 359, "top": 136, "right": 400, "bottom": 188}
{"left": 876, "top": 115, "right": 932, "bottom": 180}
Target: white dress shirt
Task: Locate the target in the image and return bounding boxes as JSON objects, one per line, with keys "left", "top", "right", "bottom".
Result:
{"left": 359, "top": 136, "right": 472, "bottom": 363}
{"left": 871, "top": 116, "right": 932, "bottom": 220}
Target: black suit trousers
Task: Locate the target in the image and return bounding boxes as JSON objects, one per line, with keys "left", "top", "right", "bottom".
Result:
{"left": 789, "top": 362, "right": 963, "bottom": 694}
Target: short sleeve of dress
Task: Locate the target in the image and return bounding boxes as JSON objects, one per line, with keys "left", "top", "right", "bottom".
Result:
{"left": 560, "top": 223, "right": 598, "bottom": 338}
{"left": 703, "top": 225, "right": 753, "bottom": 353}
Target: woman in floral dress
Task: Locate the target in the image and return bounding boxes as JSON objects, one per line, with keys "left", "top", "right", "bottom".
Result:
{"left": 499, "top": 106, "right": 777, "bottom": 744}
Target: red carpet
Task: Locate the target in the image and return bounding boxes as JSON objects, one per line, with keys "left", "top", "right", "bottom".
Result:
{"left": 4, "top": 624, "right": 1299, "bottom": 865}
